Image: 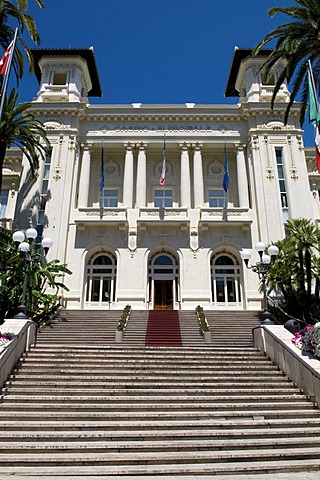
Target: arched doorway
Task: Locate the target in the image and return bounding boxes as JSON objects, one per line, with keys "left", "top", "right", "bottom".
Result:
{"left": 85, "top": 252, "right": 117, "bottom": 306}
{"left": 211, "top": 253, "right": 242, "bottom": 307}
{"left": 148, "top": 252, "right": 179, "bottom": 310}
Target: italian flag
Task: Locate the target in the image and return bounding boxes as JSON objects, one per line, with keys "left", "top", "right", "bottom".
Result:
{"left": 307, "top": 60, "right": 320, "bottom": 173}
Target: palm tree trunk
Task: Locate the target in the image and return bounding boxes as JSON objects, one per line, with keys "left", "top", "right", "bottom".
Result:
{"left": 305, "top": 249, "right": 312, "bottom": 297}
{"left": 0, "top": 141, "right": 8, "bottom": 192}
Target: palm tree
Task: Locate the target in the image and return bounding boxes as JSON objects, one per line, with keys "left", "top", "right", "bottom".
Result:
{"left": 267, "top": 218, "right": 320, "bottom": 323}
{"left": 0, "top": 0, "right": 45, "bottom": 80}
{"left": 0, "top": 87, "right": 49, "bottom": 190}
{"left": 253, "top": 0, "right": 320, "bottom": 126}
{"left": 286, "top": 218, "right": 320, "bottom": 297}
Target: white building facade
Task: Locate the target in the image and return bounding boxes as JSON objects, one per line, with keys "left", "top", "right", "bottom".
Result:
{"left": 3, "top": 47, "right": 319, "bottom": 311}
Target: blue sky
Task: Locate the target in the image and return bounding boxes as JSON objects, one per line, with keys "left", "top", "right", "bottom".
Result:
{"left": 18, "top": 0, "right": 313, "bottom": 146}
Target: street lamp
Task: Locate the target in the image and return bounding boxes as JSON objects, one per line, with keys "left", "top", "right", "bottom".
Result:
{"left": 240, "top": 242, "right": 279, "bottom": 324}
{"left": 12, "top": 228, "right": 53, "bottom": 320}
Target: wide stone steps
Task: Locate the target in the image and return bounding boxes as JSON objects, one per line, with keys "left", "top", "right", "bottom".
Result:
{"left": 1, "top": 446, "right": 320, "bottom": 465}
{"left": 2, "top": 460, "right": 320, "bottom": 477}
{"left": 1, "top": 309, "right": 320, "bottom": 478}
{"left": 0, "top": 408, "right": 318, "bottom": 421}
{"left": 2, "top": 435, "right": 320, "bottom": 453}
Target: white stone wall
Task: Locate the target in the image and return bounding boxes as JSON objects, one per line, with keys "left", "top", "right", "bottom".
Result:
{"left": 8, "top": 51, "right": 318, "bottom": 312}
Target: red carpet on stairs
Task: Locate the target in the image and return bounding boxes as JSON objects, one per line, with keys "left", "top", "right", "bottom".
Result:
{"left": 145, "top": 310, "right": 182, "bottom": 346}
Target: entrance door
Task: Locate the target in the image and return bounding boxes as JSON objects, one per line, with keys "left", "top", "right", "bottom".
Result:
{"left": 154, "top": 280, "right": 173, "bottom": 310}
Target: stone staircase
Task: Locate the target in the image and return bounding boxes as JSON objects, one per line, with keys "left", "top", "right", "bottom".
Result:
{"left": 145, "top": 310, "right": 182, "bottom": 346}
{"left": 1, "top": 310, "right": 320, "bottom": 478}
{"left": 205, "top": 310, "right": 260, "bottom": 346}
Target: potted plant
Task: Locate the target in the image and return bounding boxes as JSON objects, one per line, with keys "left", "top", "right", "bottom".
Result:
{"left": 115, "top": 305, "right": 131, "bottom": 342}
{"left": 195, "top": 305, "right": 212, "bottom": 343}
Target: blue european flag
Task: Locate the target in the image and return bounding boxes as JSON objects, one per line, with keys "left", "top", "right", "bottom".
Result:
{"left": 222, "top": 141, "right": 229, "bottom": 193}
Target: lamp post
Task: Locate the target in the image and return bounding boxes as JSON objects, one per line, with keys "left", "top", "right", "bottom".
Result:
{"left": 12, "top": 228, "right": 53, "bottom": 320}
{"left": 240, "top": 242, "right": 279, "bottom": 324}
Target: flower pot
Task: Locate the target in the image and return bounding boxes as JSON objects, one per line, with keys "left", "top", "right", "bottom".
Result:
{"left": 115, "top": 330, "right": 123, "bottom": 343}
{"left": 203, "top": 331, "right": 212, "bottom": 344}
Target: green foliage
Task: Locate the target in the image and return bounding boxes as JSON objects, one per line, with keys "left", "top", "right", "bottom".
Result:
{"left": 253, "top": 0, "right": 320, "bottom": 126}
{"left": 117, "top": 305, "right": 131, "bottom": 332}
{"left": 0, "top": 87, "right": 50, "bottom": 190}
{"left": 0, "top": 227, "right": 71, "bottom": 323}
{"left": 195, "top": 305, "right": 210, "bottom": 332}
{"left": 0, "top": 0, "right": 45, "bottom": 80}
{"left": 267, "top": 218, "right": 320, "bottom": 324}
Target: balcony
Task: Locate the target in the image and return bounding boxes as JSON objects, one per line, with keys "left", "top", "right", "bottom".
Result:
{"left": 199, "top": 207, "right": 252, "bottom": 228}
{"left": 40, "top": 84, "right": 70, "bottom": 102}
{"left": 75, "top": 208, "right": 128, "bottom": 230}
{"left": 138, "top": 207, "right": 189, "bottom": 224}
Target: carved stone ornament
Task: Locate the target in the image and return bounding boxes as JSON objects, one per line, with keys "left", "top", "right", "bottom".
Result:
{"left": 44, "top": 121, "right": 62, "bottom": 130}
{"left": 266, "top": 167, "right": 274, "bottom": 180}
{"left": 290, "top": 166, "right": 298, "bottom": 180}
{"left": 53, "top": 166, "right": 62, "bottom": 181}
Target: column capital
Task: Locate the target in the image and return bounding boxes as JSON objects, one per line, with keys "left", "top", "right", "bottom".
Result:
{"left": 137, "top": 141, "right": 148, "bottom": 151}
{"left": 123, "top": 142, "right": 134, "bottom": 151}
{"left": 81, "top": 142, "right": 93, "bottom": 152}
{"left": 192, "top": 142, "right": 203, "bottom": 151}
{"left": 233, "top": 142, "right": 246, "bottom": 153}
{"left": 179, "top": 142, "right": 191, "bottom": 152}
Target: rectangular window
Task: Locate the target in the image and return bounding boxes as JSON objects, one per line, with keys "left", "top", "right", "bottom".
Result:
{"left": 0, "top": 190, "right": 8, "bottom": 218}
{"left": 261, "top": 68, "right": 275, "bottom": 85}
{"left": 155, "top": 189, "right": 173, "bottom": 208}
{"left": 208, "top": 189, "right": 225, "bottom": 208}
{"left": 275, "top": 148, "right": 288, "bottom": 209}
{"left": 52, "top": 72, "right": 68, "bottom": 85}
{"left": 102, "top": 189, "right": 118, "bottom": 207}
{"left": 41, "top": 149, "right": 52, "bottom": 196}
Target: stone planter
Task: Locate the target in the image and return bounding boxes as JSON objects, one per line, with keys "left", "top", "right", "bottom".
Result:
{"left": 203, "top": 331, "right": 212, "bottom": 344}
{"left": 115, "top": 329, "right": 124, "bottom": 343}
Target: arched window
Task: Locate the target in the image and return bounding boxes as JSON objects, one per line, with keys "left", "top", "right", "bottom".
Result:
{"left": 85, "top": 253, "right": 117, "bottom": 304}
{"left": 211, "top": 254, "right": 241, "bottom": 305}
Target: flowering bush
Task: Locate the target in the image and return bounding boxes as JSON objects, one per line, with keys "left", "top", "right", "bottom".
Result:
{"left": 292, "top": 323, "right": 320, "bottom": 358}
{"left": 0, "top": 331, "right": 15, "bottom": 347}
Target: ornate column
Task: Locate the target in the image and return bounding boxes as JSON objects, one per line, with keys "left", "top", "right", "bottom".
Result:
{"left": 192, "top": 142, "right": 204, "bottom": 208}
{"left": 235, "top": 143, "right": 249, "bottom": 208}
{"left": 136, "top": 142, "right": 147, "bottom": 207}
{"left": 78, "top": 143, "right": 92, "bottom": 208}
{"left": 123, "top": 142, "right": 134, "bottom": 207}
{"left": 180, "top": 142, "right": 191, "bottom": 208}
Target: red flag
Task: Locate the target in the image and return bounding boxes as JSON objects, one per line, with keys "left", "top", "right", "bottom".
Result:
{"left": 0, "top": 41, "right": 13, "bottom": 77}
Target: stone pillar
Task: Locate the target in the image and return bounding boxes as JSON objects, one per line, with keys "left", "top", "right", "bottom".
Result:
{"left": 123, "top": 143, "right": 134, "bottom": 207}
{"left": 192, "top": 142, "right": 204, "bottom": 208}
{"left": 136, "top": 142, "right": 147, "bottom": 207}
{"left": 180, "top": 142, "right": 191, "bottom": 208}
{"left": 235, "top": 143, "right": 249, "bottom": 208}
{"left": 78, "top": 143, "right": 92, "bottom": 208}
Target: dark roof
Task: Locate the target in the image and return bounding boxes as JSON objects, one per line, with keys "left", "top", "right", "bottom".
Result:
{"left": 225, "top": 48, "right": 273, "bottom": 97}
{"left": 30, "top": 48, "right": 102, "bottom": 97}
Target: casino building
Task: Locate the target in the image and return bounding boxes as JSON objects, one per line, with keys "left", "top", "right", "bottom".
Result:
{"left": 1, "top": 47, "right": 320, "bottom": 311}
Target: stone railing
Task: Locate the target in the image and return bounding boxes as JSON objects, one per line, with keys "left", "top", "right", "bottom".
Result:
{"left": 253, "top": 325, "right": 320, "bottom": 407}
{"left": 0, "top": 319, "right": 37, "bottom": 390}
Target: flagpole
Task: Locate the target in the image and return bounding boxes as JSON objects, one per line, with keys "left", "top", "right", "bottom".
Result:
{"left": 222, "top": 138, "right": 229, "bottom": 221}
{"left": 99, "top": 140, "right": 105, "bottom": 211}
{"left": 0, "top": 28, "right": 18, "bottom": 124}
{"left": 160, "top": 133, "right": 166, "bottom": 212}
